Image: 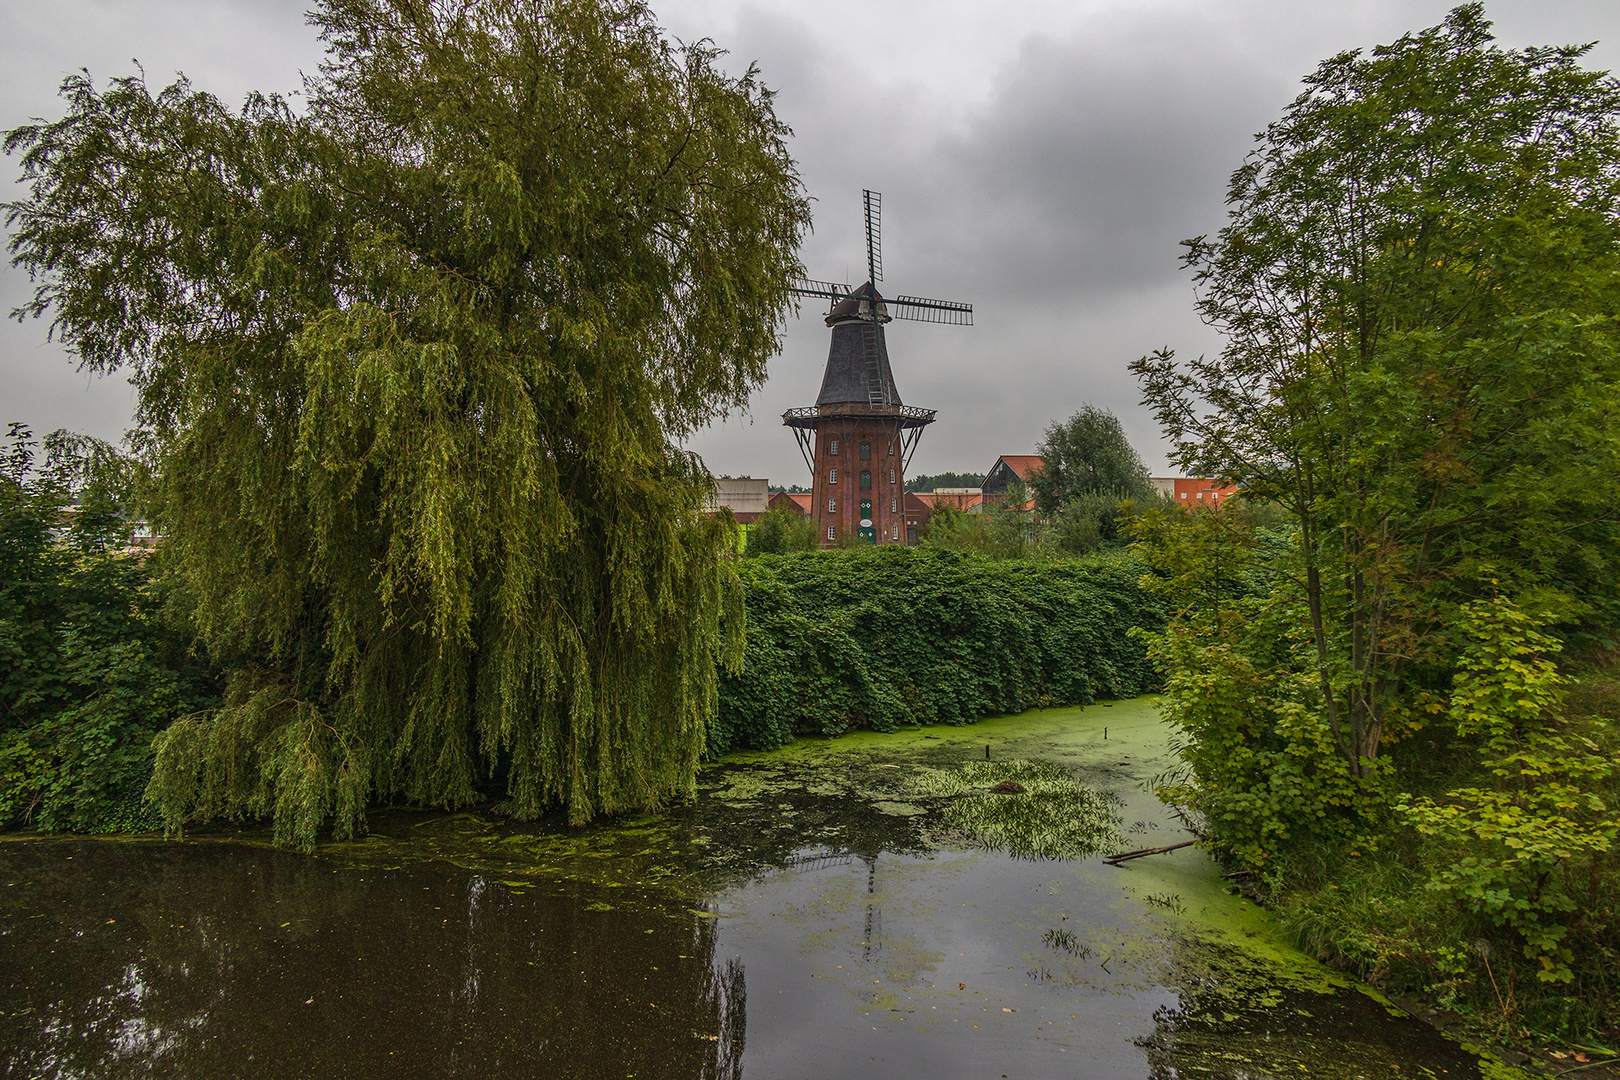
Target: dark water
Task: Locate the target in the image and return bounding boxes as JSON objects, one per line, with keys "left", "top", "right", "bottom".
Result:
{"left": 0, "top": 708, "right": 1516, "bottom": 1080}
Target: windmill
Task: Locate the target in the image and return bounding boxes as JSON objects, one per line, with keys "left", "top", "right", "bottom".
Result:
{"left": 782, "top": 190, "right": 974, "bottom": 546}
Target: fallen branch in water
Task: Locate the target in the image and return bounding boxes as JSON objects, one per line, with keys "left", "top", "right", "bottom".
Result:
{"left": 1167, "top": 806, "right": 1206, "bottom": 840}
{"left": 1103, "top": 840, "right": 1197, "bottom": 866}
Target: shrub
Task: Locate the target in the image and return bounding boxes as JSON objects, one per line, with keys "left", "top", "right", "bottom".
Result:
{"left": 709, "top": 547, "right": 1162, "bottom": 754}
{"left": 0, "top": 424, "right": 215, "bottom": 832}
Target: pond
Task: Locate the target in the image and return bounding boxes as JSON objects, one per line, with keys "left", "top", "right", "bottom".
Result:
{"left": 0, "top": 699, "right": 1528, "bottom": 1079}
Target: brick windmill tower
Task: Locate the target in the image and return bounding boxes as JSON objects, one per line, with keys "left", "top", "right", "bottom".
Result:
{"left": 783, "top": 191, "right": 974, "bottom": 546}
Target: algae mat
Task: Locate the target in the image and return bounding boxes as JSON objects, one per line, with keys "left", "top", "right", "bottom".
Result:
{"left": 0, "top": 698, "right": 1530, "bottom": 1079}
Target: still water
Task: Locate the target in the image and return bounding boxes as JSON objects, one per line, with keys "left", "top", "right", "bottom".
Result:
{"left": 1, "top": 702, "right": 1521, "bottom": 1079}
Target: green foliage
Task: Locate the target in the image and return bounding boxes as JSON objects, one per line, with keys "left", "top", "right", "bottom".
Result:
{"left": 5, "top": 0, "right": 808, "bottom": 847}
{"left": 1134, "top": 4, "right": 1620, "bottom": 778}
{"left": 922, "top": 503, "right": 1031, "bottom": 559}
{"left": 0, "top": 424, "right": 212, "bottom": 832}
{"left": 1130, "top": 503, "right": 1385, "bottom": 866}
{"left": 1125, "top": 7, "right": 1620, "bottom": 1042}
{"left": 1030, "top": 406, "right": 1154, "bottom": 535}
{"left": 709, "top": 548, "right": 1162, "bottom": 755}
{"left": 907, "top": 759, "right": 1124, "bottom": 859}
{"left": 905, "top": 472, "right": 984, "bottom": 493}
{"left": 1399, "top": 598, "right": 1617, "bottom": 984}
{"left": 745, "top": 507, "right": 818, "bottom": 556}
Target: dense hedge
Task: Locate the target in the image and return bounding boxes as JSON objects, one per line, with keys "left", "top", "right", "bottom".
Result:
{"left": 711, "top": 548, "right": 1163, "bottom": 754}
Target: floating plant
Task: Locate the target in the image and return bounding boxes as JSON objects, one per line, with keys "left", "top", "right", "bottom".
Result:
{"left": 907, "top": 759, "right": 1123, "bottom": 859}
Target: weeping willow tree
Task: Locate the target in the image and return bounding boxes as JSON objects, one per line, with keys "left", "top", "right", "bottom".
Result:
{"left": 4, "top": 0, "right": 810, "bottom": 848}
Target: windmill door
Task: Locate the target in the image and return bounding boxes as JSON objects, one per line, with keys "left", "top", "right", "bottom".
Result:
{"left": 858, "top": 500, "right": 876, "bottom": 544}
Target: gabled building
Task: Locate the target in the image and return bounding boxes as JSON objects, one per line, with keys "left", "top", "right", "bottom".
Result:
{"left": 981, "top": 455, "right": 1043, "bottom": 511}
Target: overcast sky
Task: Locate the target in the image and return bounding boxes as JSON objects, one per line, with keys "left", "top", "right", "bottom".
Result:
{"left": 3, "top": 0, "right": 1617, "bottom": 483}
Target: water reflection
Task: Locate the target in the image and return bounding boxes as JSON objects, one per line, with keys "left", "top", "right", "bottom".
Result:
{"left": 0, "top": 842, "right": 745, "bottom": 1079}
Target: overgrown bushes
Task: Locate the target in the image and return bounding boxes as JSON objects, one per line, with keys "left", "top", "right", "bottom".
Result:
{"left": 710, "top": 547, "right": 1162, "bottom": 755}
{"left": 1132, "top": 499, "right": 1620, "bottom": 1043}
{"left": 0, "top": 426, "right": 215, "bottom": 832}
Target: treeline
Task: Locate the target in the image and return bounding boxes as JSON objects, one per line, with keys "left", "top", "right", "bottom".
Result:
{"left": 711, "top": 547, "right": 1162, "bottom": 755}
{"left": 904, "top": 472, "right": 983, "bottom": 493}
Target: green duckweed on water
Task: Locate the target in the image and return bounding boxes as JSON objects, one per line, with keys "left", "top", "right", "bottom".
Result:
{"left": 907, "top": 758, "right": 1124, "bottom": 859}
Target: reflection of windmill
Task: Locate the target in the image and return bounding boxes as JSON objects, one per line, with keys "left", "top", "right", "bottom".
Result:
{"left": 780, "top": 846, "right": 883, "bottom": 961}
{"left": 858, "top": 851, "right": 881, "bottom": 962}
{"left": 783, "top": 190, "right": 974, "bottom": 547}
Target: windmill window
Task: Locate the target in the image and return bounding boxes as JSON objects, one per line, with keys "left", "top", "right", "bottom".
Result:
{"left": 859, "top": 442, "right": 871, "bottom": 461}
{"left": 860, "top": 471, "right": 871, "bottom": 490}
{"left": 889, "top": 469, "right": 895, "bottom": 484}
{"left": 829, "top": 440, "right": 839, "bottom": 456}
{"left": 829, "top": 468, "right": 838, "bottom": 484}
{"left": 828, "top": 499, "right": 837, "bottom": 514}
{"left": 827, "top": 526, "right": 836, "bottom": 541}
{"left": 891, "top": 498, "right": 897, "bottom": 513}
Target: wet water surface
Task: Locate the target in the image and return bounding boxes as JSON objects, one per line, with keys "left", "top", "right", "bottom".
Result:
{"left": 1, "top": 701, "right": 1524, "bottom": 1079}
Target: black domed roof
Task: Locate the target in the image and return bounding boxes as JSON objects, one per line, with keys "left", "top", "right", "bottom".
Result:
{"left": 815, "top": 283, "right": 902, "bottom": 408}
{"left": 823, "top": 281, "right": 891, "bottom": 327}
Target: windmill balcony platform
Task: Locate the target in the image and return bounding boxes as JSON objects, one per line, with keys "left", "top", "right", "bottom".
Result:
{"left": 782, "top": 403, "right": 937, "bottom": 430}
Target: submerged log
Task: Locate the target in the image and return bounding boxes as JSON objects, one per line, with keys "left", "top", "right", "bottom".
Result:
{"left": 1103, "top": 839, "right": 1197, "bottom": 866}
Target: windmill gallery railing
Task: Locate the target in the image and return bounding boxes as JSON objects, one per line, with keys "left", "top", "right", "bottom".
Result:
{"left": 780, "top": 404, "right": 937, "bottom": 429}
{"left": 782, "top": 404, "right": 938, "bottom": 474}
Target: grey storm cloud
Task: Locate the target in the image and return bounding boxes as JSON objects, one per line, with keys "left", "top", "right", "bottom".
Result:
{"left": 4, "top": 0, "right": 1618, "bottom": 482}
{"left": 922, "top": 21, "right": 1289, "bottom": 307}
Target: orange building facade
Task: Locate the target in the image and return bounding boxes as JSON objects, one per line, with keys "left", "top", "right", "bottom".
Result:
{"left": 1172, "top": 477, "right": 1238, "bottom": 506}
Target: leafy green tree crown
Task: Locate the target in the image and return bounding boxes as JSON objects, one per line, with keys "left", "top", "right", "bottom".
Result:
{"left": 1132, "top": 3, "right": 1620, "bottom": 776}
{"left": 4, "top": 0, "right": 811, "bottom": 846}
{"left": 1030, "top": 405, "right": 1152, "bottom": 516}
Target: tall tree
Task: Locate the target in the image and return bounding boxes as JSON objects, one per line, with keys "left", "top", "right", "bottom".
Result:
{"left": 1030, "top": 406, "right": 1153, "bottom": 515}
{"left": 1133, "top": 5, "right": 1620, "bottom": 780}
{"left": 4, "top": 0, "right": 810, "bottom": 847}
{"left": 1030, "top": 405, "right": 1154, "bottom": 552}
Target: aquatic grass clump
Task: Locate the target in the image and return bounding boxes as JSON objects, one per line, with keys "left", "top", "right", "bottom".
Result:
{"left": 909, "top": 759, "right": 1123, "bottom": 859}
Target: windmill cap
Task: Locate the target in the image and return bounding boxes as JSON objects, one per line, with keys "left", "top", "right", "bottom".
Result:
{"left": 825, "top": 281, "right": 890, "bottom": 326}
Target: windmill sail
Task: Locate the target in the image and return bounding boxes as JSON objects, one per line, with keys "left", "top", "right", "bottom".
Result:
{"left": 889, "top": 295, "right": 973, "bottom": 326}
{"left": 864, "top": 189, "right": 882, "bottom": 284}
{"left": 791, "top": 279, "right": 851, "bottom": 314}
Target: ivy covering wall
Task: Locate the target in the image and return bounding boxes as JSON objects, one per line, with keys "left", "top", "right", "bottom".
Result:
{"left": 711, "top": 549, "right": 1162, "bottom": 754}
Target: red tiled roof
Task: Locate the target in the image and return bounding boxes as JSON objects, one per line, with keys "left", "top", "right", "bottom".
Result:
{"left": 769, "top": 491, "right": 814, "bottom": 515}
{"left": 995, "top": 455, "right": 1045, "bottom": 481}
{"left": 912, "top": 491, "right": 982, "bottom": 511}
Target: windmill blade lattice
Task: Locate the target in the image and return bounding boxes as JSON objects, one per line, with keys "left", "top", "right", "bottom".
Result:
{"left": 791, "top": 278, "right": 851, "bottom": 308}
{"left": 889, "top": 295, "right": 973, "bottom": 326}
{"left": 864, "top": 189, "right": 882, "bottom": 284}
